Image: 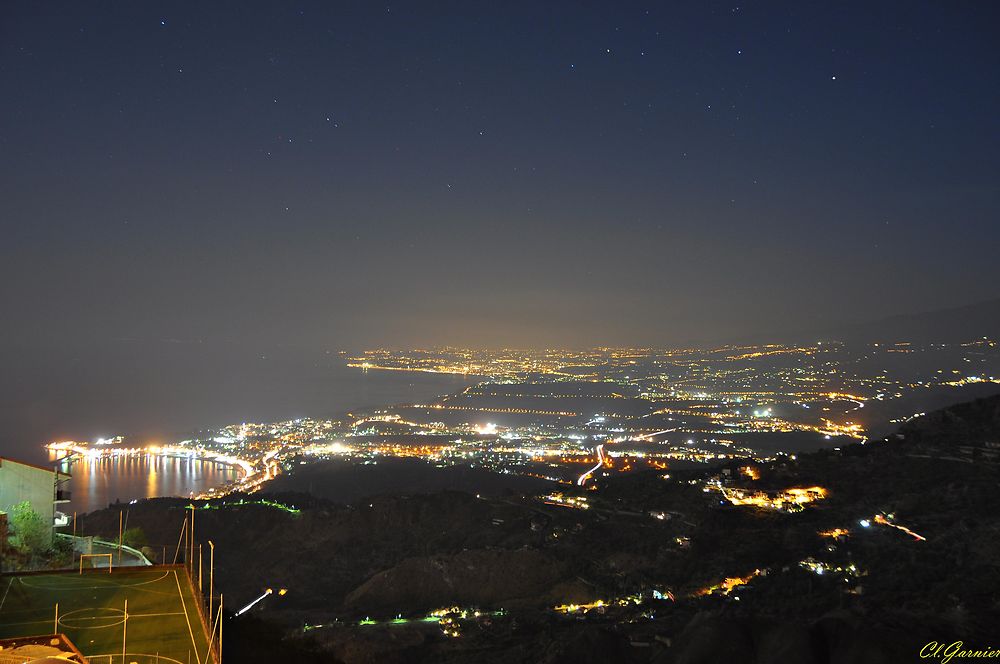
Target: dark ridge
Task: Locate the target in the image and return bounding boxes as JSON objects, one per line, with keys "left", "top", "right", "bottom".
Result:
{"left": 262, "top": 456, "right": 553, "bottom": 503}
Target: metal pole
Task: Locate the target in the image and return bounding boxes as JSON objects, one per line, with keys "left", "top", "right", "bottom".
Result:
{"left": 72, "top": 512, "right": 77, "bottom": 537}
{"left": 174, "top": 516, "right": 188, "bottom": 565}
{"left": 190, "top": 506, "right": 196, "bottom": 574}
{"left": 122, "top": 598, "right": 128, "bottom": 664}
{"left": 219, "top": 593, "right": 223, "bottom": 663}
{"left": 198, "top": 544, "right": 203, "bottom": 593}
{"left": 202, "top": 601, "right": 222, "bottom": 664}
{"left": 208, "top": 541, "right": 214, "bottom": 624}
{"left": 118, "top": 511, "right": 123, "bottom": 564}
{"left": 54, "top": 603, "right": 58, "bottom": 634}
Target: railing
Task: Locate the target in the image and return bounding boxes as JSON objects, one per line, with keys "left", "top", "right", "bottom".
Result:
{"left": 55, "top": 533, "right": 153, "bottom": 566}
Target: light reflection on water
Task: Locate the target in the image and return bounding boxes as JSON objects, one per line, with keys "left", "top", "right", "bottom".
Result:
{"left": 48, "top": 451, "right": 238, "bottom": 514}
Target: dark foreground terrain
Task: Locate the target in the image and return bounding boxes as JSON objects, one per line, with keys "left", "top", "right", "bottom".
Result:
{"left": 79, "top": 393, "right": 1000, "bottom": 663}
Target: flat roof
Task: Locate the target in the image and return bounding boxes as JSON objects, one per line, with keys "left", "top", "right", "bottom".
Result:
{"left": 0, "top": 633, "right": 87, "bottom": 663}
{"left": 0, "top": 456, "right": 71, "bottom": 478}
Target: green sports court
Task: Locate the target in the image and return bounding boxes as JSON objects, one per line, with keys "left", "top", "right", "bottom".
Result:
{"left": 0, "top": 566, "right": 216, "bottom": 664}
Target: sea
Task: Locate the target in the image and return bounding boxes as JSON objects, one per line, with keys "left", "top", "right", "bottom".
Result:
{"left": 0, "top": 341, "right": 476, "bottom": 514}
{"left": 45, "top": 453, "right": 242, "bottom": 515}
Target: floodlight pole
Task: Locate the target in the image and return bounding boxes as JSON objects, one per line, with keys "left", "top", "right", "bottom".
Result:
{"left": 208, "top": 540, "right": 215, "bottom": 622}
{"left": 198, "top": 543, "right": 203, "bottom": 593}
{"left": 174, "top": 516, "right": 188, "bottom": 565}
{"left": 219, "top": 593, "right": 223, "bottom": 663}
{"left": 122, "top": 598, "right": 128, "bottom": 664}
{"left": 118, "top": 511, "right": 123, "bottom": 564}
{"left": 203, "top": 601, "right": 223, "bottom": 664}
{"left": 53, "top": 602, "right": 58, "bottom": 634}
{"left": 190, "top": 505, "right": 196, "bottom": 575}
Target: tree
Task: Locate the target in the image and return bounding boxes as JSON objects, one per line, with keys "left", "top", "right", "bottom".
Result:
{"left": 121, "top": 526, "right": 148, "bottom": 549}
{"left": 9, "top": 501, "right": 50, "bottom": 557}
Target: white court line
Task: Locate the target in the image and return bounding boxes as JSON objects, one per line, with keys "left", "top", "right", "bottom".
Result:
{"left": 0, "top": 578, "right": 13, "bottom": 612}
{"left": 19, "top": 570, "right": 170, "bottom": 591}
{"left": 129, "top": 611, "right": 185, "bottom": 617}
{"left": 172, "top": 570, "right": 201, "bottom": 664}
{"left": 0, "top": 617, "right": 53, "bottom": 628}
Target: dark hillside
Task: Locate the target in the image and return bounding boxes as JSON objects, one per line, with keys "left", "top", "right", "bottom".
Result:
{"left": 76, "top": 392, "right": 1000, "bottom": 663}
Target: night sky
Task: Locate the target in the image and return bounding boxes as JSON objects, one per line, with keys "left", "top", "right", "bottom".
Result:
{"left": 1, "top": 2, "right": 998, "bottom": 444}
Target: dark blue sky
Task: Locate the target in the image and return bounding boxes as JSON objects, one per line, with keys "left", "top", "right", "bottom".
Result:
{"left": 2, "top": 1, "right": 998, "bottom": 350}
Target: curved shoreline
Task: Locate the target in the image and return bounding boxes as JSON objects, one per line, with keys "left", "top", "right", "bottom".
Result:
{"left": 45, "top": 443, "right": 245, "bottom": 511}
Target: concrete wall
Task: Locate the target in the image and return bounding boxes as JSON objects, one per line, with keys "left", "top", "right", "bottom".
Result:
{"left": 0, "top": 512, "right": 7, "bottom": 564}
{"left": 0, "top": 458, "right": 55, "bottom": 538}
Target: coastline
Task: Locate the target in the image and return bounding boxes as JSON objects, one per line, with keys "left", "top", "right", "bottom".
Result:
{"left": 35, "top": 366, "right": 483, "bottom": 511}
{"left": 46, "top": 445, "right": 243, "bottom": 514}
